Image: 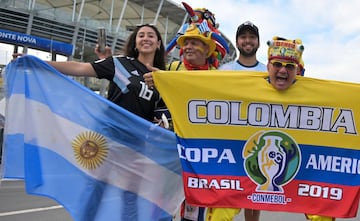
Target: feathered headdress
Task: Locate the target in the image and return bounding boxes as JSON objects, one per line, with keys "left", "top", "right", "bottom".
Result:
{"left": 166, "top": 2, "right": 229, "bottom": 68}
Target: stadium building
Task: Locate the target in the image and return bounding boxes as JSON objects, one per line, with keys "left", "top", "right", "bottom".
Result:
{"left": 0, "top": 0, "right": 236, "bottom": 92}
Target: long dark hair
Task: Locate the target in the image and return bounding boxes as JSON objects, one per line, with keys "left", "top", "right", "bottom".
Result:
{"left": 124, "top": 24, "right": 166, "bottom": 70}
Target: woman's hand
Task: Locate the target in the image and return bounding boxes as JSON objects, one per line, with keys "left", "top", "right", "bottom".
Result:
{"left": 94, "top": 44, "right": 113, "bottom": 59}
{"left": 153, "top": 114, "right": 169, "bottom": 129}
{"left": 11, "top": 53, "right": 24, "bottom": 62}
{"left": 144, "top": 64, "right": 160, "bottom": 88}
{"left": 143, "top": 72, "right": 154, "bottom": 88}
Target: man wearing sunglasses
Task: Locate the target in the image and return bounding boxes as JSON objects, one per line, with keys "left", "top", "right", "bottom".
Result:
{"left": 267, "top": 36, "right": 304, "bottom": 90}
{"left": 267, "top": 37, "right": 335, "bottom": 221}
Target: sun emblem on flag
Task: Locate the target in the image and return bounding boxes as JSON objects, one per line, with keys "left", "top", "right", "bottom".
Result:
{"left": 72, "top": 131, "right": 108, "bottom": 170}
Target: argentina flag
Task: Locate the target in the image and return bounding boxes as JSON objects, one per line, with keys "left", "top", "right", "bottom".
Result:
{"left": 2, "top": 55, "right": 184, "bottom": 221}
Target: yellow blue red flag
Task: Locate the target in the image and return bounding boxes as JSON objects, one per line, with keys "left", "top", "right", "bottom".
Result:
{"left": 153, "top": 70, "right": 360, "bottom": 218}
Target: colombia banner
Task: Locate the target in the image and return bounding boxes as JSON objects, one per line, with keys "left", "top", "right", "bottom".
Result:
{"left": 153, "top": 70, "right": 360, "bottom": 218}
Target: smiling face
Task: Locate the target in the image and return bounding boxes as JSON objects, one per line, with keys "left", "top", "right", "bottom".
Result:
{"left": 236, "top": 30, "right": 259, "bottom": 57}
{"left": 267, "top": 59, "right": 298, "bottom": 91}
{"left": 135, "top": 26, "right": 161, "bottom": 55}
{"left": 182, "top": 38, "right": 209, "bottom": 66}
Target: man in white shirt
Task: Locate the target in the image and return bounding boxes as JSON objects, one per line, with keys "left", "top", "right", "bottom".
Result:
{"left": 220, "top": 21, "right": 266, "bottom": 72}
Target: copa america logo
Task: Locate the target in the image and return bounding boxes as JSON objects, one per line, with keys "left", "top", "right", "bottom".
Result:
{"left": 243, "top": 130, "right": 301, "bottom": 193}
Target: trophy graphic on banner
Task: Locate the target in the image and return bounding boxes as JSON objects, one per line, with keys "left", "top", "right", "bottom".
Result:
{"left": 257, "top": 135, "right": 286, "bottom": 192}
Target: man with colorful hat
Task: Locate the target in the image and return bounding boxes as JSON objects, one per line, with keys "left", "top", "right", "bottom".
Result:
{"left": 267, "top": 37, "right": 335, "bottom": 221}
{"left": 165, "top": 2, "right": 229, "bottom": 69}
{"left": 166, "top": 20, "right": 220, "bottom": 72}
{"left": 266, "top": 36, "right": 304, "bottom": 90}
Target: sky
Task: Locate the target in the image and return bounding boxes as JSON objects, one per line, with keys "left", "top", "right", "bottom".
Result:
{"left": 1, "top": 0, "right": 360, "bottom": 83}
{"left": 171, "top": 0, "right": 360, "bottom": 83}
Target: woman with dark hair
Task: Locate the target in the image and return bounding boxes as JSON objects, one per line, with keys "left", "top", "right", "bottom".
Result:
{"left": 47, "top": 24, "right": 166, "bottom": 122}
{"left": 122, "top": 24, "right": 166, "bottom": 69}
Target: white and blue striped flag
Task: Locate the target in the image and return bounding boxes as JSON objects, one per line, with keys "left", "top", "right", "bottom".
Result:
{"left": 2, "top": 55, "right": 184, "bottom": 221}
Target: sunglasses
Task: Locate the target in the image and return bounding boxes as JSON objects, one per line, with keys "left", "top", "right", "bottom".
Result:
{"left": 270, "top": 60, "right": 297, "bottom": 71}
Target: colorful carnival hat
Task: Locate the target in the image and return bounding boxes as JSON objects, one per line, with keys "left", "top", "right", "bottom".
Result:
{"left": 177, "top": 22, "right": 217, "bottom": 58}
{"left": 192, "top": 7, "right": 218, "bottom": 29}
{"left": 166, "top": 2, "right": 229, "bottom": 65}
{"left": 267, "top": 36, "right": 304, "bottom": 63}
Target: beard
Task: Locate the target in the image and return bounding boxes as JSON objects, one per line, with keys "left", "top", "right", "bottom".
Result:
{"left": 238, "top": 46, "right": 258, "bottom": 57}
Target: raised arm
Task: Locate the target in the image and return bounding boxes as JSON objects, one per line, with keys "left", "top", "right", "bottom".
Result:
{"left": 47, "top": 61, "right": 97, "bottom": 77}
